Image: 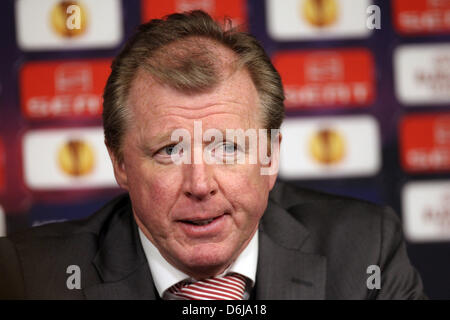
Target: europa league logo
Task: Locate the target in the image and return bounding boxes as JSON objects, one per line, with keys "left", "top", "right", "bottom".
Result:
{"left": 302, "top": 0, "right": 338, "bottom": 28}
{"left": 309, "top": 128, "right": 346, "bottom": 165}
{"left": 57, "top": 139, "right": 95, "bottom": 177}
{"left": 50, "top": 0, "right": 88, "bottom": 38}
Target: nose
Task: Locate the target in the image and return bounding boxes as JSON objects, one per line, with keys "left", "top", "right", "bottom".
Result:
{"left": 182, "top": 162, "right": 218, "bottom": 201}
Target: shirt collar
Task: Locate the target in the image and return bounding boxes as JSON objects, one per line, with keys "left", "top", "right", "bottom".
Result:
{"left": 138, "top": 228, "right": 259, "bottom": 298}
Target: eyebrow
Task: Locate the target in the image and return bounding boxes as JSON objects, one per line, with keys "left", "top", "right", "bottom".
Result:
{"left": 138, "top": 127, "right": 250, "bottom": 154}
{"left": 138, "top": 132, "right": 176, "bottom": 154}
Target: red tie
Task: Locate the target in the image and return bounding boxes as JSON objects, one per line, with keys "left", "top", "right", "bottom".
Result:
{"left": 168, "top": 273, "right": 247, "bottom": 300}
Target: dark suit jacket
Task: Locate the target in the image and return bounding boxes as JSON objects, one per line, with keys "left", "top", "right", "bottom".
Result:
{"left": 0, "top": 182, "right": 426, "bottom": 299}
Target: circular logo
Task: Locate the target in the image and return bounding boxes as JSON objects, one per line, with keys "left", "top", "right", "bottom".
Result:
{"left": 309, "top": 128, "right": 346, "bottom": 165}
{"left": 57, "top": 139, "right": 95, "bottom": 177}
{"left": 50, "top": 1, "right": 88, "bottom": 38}
{"left": 302, "top": 0, "right": 338, "bottom": 28}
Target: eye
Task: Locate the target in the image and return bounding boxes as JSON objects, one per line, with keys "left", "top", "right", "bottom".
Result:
{"left": 222, "top": 142, "right": 237, "bottom": 154}
{"left": 163, "top": 145, "right": 176, "bottom": 155}
{"left": 156, "top": 144, "right": 179, "bottom": 156}
{"left": 212, "top": 141, "right": 241, "bottom": 157}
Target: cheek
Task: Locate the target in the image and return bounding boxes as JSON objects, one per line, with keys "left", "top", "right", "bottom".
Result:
{"left": 125, "top": 162, "right": 182, "bottom": 223}
{"left": 217, "top": 165, "right": 270, "bottom": 221}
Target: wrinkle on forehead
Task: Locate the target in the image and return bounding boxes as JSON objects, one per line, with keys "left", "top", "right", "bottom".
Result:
{"left": 136, "top": 107, "right": 257, "bottom": 147}
{"left": 127, "top": 66, "right": 262, "bottom": 129}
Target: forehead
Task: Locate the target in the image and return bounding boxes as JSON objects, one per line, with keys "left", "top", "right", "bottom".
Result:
{"left": 126, "top": 65, "right": 262, "bottom": 132}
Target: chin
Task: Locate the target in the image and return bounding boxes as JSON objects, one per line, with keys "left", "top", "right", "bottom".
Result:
{"left": 178, "top": 243, "right": 236, "bottom": 277}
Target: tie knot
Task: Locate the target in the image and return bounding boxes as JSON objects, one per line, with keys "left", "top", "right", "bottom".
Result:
{"left": 168, "top": 273, "right": 247, "bottom": 300}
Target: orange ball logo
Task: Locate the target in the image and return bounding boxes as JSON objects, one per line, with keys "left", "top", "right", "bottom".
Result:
{"left": 57, "top": 139, "right": 95, "bottom": 177}
{"left": 309, "top": 128, "right": 346, "bottom": 165}
{"left": 50, "top": 1, "right": 88, "bottom": 38}
{"left": 302, "top": 0, "right": 338, "bottom": 28}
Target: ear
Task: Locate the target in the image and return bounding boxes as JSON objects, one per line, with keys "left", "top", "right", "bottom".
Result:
{"left": 268, "top": 132, "right": 282, "bottom": 191}
{"left": 106, "top": 144, "right": 129, "bottom": 191}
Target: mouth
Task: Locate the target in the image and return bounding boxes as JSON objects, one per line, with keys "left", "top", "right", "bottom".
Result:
{"left": 176, "top": 212, "right": 230, "bottom": 237}
{"left": 179, "top": 216, "right": 222, "bottom": 226}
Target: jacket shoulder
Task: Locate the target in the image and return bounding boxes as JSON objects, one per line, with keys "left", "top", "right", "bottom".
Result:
{"left": 0, "top": 193, "right": 131, "bottom": 299}
{"left": 269, "top": 182, "right": 425, "bottom": 299}
{"left": 9, "top": 193, "right": 130, "bottom": 242}
{"left": 270, "top": 181, "right": 395, "bottom": 227}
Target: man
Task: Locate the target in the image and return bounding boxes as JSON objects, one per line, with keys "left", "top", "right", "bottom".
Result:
{"left": 0, "top": 11, "right": 426, "bottom": 299}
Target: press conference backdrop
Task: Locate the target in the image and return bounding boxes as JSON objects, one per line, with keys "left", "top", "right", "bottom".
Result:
{"left": 0, "top": 0, "right": 449, "bottom": 299}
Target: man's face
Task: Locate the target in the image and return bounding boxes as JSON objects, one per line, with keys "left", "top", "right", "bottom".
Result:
{"left": 110, "top": 62, "right": 278, "bottom": 279}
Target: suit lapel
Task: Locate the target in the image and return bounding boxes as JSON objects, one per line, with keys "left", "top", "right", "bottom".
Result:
{"left": 83, "top": 200, "right": 156, "bottom": 300}
{"left": 255, "top": 200, "right": 327, "bottom": 300}
{"left": 83, "top": 264, "right": 156, "bottom": 300}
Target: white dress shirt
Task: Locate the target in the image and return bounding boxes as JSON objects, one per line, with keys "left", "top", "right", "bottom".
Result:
{"left": 138, "top": 228, "right": 258, "bottom": 300}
